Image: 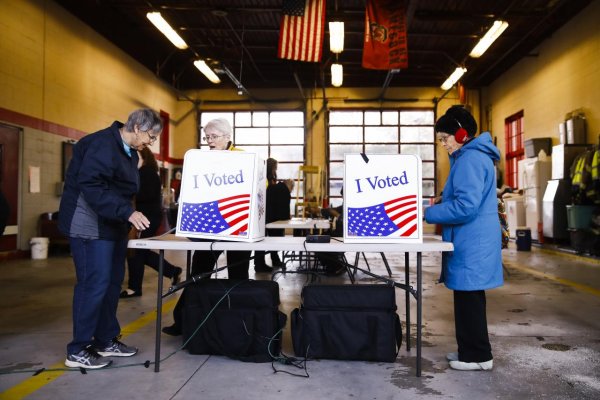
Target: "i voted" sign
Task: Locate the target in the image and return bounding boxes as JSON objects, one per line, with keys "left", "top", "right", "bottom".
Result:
{"left": 176, "top": 150, "right": 266, "bottom": 242}
{"left": 344, "top": 154, "right": 422, "bottom": 243}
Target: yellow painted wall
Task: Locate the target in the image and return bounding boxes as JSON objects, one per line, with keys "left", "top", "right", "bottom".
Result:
{"left": 484, "top": 0, "right": 600, "bottom": 175}
{"left": 0, "top": 0, "right": 187, "bottom": 249}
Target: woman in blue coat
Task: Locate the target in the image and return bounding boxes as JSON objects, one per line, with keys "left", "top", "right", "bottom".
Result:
{"left": 425, "top": 105, "right": 503, "bottom": 371}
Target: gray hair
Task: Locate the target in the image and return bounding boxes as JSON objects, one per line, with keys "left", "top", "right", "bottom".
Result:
{"left": 203, "top": 118, "right": 232, "bottom": 137}
{"left": 124, "top": 108, "right": 163, "bottom": 134}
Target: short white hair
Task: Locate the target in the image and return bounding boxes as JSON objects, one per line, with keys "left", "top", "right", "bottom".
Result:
{"left": 203, "top": 118, "right": 232, "bottom": 137}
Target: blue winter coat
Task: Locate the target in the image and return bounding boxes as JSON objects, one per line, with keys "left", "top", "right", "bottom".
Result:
{"left": 424, "top": 132, "right": 503, "bottom": 291}
{"left": 58, "top": 121, "right": 139, "bottom": 240}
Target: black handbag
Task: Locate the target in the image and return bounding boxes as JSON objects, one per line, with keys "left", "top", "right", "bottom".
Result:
{"left": 291, "top": 284, "right": 402, "bottom": 362}
{"left": 182, "top": 279, "right": 286, "bottom": 363}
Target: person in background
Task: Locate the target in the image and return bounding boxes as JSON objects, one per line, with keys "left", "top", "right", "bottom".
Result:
{"left": 424, "top": 105, "right": 503, "bottom": 371}
{"left": 120, "top": 147, "right": 182, "bottom": 298}
{"left": 58, "top": 108, "right": 162, "bottom": 369}
{"left": 162, "top": 118, "right": 251, "bottom": 336}
{"left": 0, "top": 188, "right": 8, "bottom": 236}
{"left": 254, "top": 158, "right": 293, "bottom": 272}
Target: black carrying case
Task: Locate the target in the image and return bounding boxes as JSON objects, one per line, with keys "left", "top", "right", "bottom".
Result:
{"left": 291, "top": 284, "right": 402, "bottom": 362}
{"left": 182, "top": 279, "right": 286, "bottom": 363}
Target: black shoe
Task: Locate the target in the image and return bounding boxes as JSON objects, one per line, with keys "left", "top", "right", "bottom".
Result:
{"left": 171, "top": 267, "right": 182, "bottom": 285}
{"left": 120, "top": 289, "right": 141, "bottom": 298}
{"left": 162, "top": 324, "right": 182, "bottom": 336}
{"left": 271, "top": 253, "right": 283, "bottom": 267}
{"left": 254, "top": 263, "right": 273, "bottom": 273}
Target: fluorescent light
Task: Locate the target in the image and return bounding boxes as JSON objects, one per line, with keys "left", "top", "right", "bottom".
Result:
{"left": 441, "top": 67, "right": 467, "bottom": 90}
{"left": 194, "top": 60, "right": 221, "bottom": 84}
{"left": 146, "top": 12, "right": 188, "bottom": 50}
{"left": 329, "top": 21, "right": 345, "bottom": 54}
{"left": 331, "top": 63, "right": 343, "bottom": 87}
{"left": 469, "top": 20, "right": 509, "bottom": 58}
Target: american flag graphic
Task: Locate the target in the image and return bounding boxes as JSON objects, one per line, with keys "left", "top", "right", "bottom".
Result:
{"left": 278, "top": 0, "right": 325, "bottom": 62}
{"left": 347, "top": 195, "right": 418, "bottom": 237}
{"left": 179, "top": 194, "right": 250, "bottom": 237}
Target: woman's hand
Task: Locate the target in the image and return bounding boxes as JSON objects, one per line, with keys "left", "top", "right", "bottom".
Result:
{"left": 128, "top": 211, "right": 150, "bottom": 231}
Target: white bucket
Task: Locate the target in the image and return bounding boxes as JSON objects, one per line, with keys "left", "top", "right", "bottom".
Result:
{"left": 30, "top": 237, "right": 50, "bottom": 260}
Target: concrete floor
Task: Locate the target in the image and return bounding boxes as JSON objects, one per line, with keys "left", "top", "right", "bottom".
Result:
{"left": 0, "top": 242, "right": 599, "bottom": 400}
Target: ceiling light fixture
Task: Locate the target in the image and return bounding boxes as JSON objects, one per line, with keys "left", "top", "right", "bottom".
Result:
{"left": 194, "top": 60, "right": 221, "bottom": 84}
{"left": 440, "top": 67, "right": 467, "bottom": 90}
{"left": 331, "top": 63, "right": 343, "bottom": 87}
{"left": 146, "top": 12, "right": 188, "bottom": 50}
{"left": 469, "top": 20, "right": 509, "bottom": 58}
{"left": 329, "top": 21, "right": 345, "bottom": 54}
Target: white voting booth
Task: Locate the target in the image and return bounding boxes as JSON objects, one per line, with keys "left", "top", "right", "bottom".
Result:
{"left": 344, "top": 154, "right": 423, "bottom": 243}
{"left": 175, "top": 150, "right": 266, "bottom": 242}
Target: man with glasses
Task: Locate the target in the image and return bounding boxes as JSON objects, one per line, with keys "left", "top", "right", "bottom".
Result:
{"left": 162, "top": 118, "right": 252, "bottom": 336}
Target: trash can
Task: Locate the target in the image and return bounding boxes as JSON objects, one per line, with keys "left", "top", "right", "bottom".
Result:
{"left": 30, "top": 237, "right": 50, "bottom": 259}
{"left": 515, "top": 228, "right": 531, "bottom": 251}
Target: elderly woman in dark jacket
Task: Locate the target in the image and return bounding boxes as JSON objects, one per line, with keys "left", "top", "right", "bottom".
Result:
{"left": 59, "top": 108, "right": 162, "bottom": 369}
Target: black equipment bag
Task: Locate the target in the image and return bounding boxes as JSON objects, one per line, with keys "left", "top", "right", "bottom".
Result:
{"left": 182, "top": 279, "right": 286, "bottom": 363}
{"left": 291, "top": 284, "right": 402, "bottom": 362}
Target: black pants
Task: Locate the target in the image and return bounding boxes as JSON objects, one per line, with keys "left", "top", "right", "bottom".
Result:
{"left": 254, "top": 228, "right": 284, "bottom": 266}
{"left": 454, "top": 290, "right": 493, "bottom": 362}
{"left": 171, "top": 246, "right": 251, "bottom": 329}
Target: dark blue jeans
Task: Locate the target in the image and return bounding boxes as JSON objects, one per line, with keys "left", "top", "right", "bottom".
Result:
{"left": 67, "top": 237, "right": 127, "bottom": 355}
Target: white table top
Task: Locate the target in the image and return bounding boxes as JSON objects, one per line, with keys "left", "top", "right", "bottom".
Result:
{"left": 128, "top": 234, "right": 453, "bottom": 253}
{"left": 266, "top": 218, "right": 331, "bottom": 230}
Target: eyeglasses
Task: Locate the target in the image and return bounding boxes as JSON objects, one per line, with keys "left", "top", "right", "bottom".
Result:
{"left": 137, "top": 126, "right": 158, "bottom": 143}
{"left": 437, "top": 134, "right": 451, "bottom": 144}
{"left": 202, "top": 134, "right": 225, "bottom": 142}
{"left": 145, "top": 131, "right": 158, "bottom": 143}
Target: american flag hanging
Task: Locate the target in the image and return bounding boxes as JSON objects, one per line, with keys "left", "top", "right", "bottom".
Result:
{"left": 347, "top": 195, "right": 418, "bottom": 237}
{"left": 278, "top": 0, "right": 326, "bottom": 62}
{"left": 179, "top": 194, "right": 250, "bottom": 237}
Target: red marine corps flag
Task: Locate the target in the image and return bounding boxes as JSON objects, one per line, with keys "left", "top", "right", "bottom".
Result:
{"left": 362, "top": 0, "right": 409, "bottom": 70}
{"left": 278, "top": 0, "right": 326, "bottom": 62}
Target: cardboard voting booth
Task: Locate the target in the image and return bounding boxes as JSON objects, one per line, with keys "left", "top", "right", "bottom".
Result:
{"left": 344, "top": 154, "right": 422, "bottom": 243}
{"left": 176, "top": 150, "right": 266, "bottom": 242}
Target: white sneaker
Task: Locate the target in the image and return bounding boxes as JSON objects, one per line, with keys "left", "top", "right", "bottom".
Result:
{"left": 446, "top": 352, "right": 459, "bottom": 361}
{"left": 449, "top": 359, "right": 493, "bottom": 371}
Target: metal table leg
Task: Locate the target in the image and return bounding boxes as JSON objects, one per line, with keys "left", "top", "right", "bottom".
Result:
{"left": 154, "top": 250, "right": 164, "bottom": 372}
{"left": 416, "top": 252, "right": 422, "bottom": 377}
{"left": 404, "top": 252, "right": 410, "bottom": 351}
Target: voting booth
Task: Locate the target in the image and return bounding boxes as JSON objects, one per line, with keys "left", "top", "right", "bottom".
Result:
{"left": 343, "top": 154, "right": 422, "bottom": 243}
{"left": 176, "top": 150, "right": 266, "bottom": 242}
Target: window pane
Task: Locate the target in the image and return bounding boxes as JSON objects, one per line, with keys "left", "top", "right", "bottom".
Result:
{"left": 364, "top": 111, "right": 380, "bottom": 125}
{"left": 329, "top": 181, "right": 343, "bottom": 198}
{"left": 235, "top": 112, "right": 251, "bottom": 127}
{"left": 400, "top": 144, "right": 434, "bottom": 160}
{"left": 236, "top": 127, "right": 268, "bottom": 144}
{"left": 200, "top": 113, "right": 233, "bottom": 128}
{"left": 270, "top": 111, "right": 303, "bottom": 126}
{"left": 271, "top": 145, "right": 305, "bottom": 161}
{"left": 277, "top": 162, "right": 302, "bottom": 180}
{"left": 329, "top": 162, "right": 344, "bottom": 179}
{"left": 330, "top": 144, "right": 363, "bottom": 160}
{"left": 330, "top": 126, "right": 363, "bottom": 142}
{"left": 400, "top": 110, "right": 434, "bottom": 125}
{"left": 330, "top": 111, "right": 363, "bottom": 125}
{"left": 239, "top": 145, "right": 268, "bottom": 159}
{"left": 422, "top": 162, "right": 435, "bottom": 179}
{"left": 253, "top": 112, "right": 269, "bottom": 127}
{"left": 365, "top": 126, "right": 398, "bottom": 142}
{"left": 365, "top": 144, "right": 399, "bottom": 154}
{"left": 422, "top": 180, "right": 435, "bottom": 197}
{"left": 381, "top": 111, "right": 398, "bottom": 125}
{"left": 401, "top": 126, "right": 434, "bottom": 142}
{"left": 270, "top": 127, "right": 304, "bottom": 144}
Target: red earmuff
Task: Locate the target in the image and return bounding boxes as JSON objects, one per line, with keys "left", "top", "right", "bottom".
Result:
{"left": 454, "top": 118, "right": 469, "bottom": 143}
